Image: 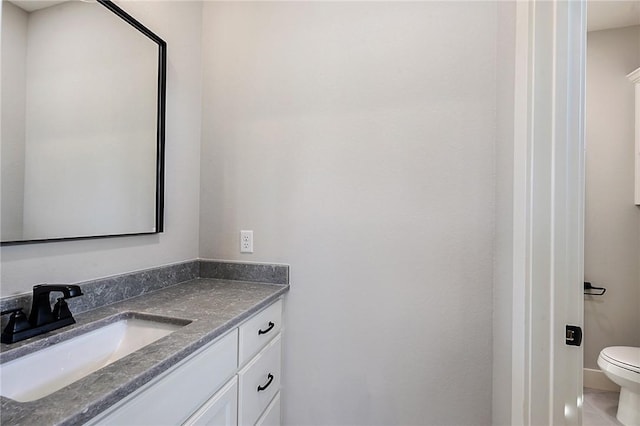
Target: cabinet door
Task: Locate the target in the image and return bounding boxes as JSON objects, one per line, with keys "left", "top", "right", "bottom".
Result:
{"left": 183, "top": 377, "right": 238, "bottom": 426}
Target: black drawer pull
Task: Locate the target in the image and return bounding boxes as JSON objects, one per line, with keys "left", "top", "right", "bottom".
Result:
{"left": 257, "top": 374, "right": 274, "bottom": 392}
{"left": 258, "top": 321, "right": 275, "bottom": 335}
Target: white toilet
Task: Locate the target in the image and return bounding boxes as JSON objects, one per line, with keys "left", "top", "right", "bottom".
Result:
{"left": 597, "top": 346, "right": 640, "bottom": 426}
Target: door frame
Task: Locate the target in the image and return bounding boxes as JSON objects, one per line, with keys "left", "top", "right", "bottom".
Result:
{"left": 510, "top": 1, "right": 586, "bottom": 424}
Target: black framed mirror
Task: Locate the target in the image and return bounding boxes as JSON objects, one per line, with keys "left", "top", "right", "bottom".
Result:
{"left": 0, "top": 0, "right": 166, "bottom": 245}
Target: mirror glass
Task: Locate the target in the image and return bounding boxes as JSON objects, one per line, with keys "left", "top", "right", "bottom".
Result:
{"left": 1, "top": 0, "right": 165, "bottom": 244}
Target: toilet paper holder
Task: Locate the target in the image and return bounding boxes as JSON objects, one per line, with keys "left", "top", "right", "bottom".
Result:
{"left": 584, "top": 281, "right": 606, "bottom": 296}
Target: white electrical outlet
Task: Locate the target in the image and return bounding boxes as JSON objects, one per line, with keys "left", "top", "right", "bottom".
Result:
{"left": 240, "top": 230, "right": 253, "bottom": 253}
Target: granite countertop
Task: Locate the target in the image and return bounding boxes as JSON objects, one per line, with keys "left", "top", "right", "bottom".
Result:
{"left": 0, "top": 278, "right": 289, "bottom": 426}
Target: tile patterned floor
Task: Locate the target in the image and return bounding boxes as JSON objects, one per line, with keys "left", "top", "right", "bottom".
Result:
{"left": 583, "top": 388, "right": 623, "bottom": 426}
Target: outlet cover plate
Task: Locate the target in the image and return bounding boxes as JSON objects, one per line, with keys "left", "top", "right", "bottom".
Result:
{"left": 240, "top": 230, "right": 253, "bottom": 253}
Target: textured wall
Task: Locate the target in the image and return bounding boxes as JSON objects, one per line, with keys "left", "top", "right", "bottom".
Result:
{"left": 584, "top": 25, "right": 640, "bottom": 370}
{"left": 0, "top": 1, "right": 203, "bottom": 295}
{"left": 199, "top": 2, "right": 497, "bottom": 424}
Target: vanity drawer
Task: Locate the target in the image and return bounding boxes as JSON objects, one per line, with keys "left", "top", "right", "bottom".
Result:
{"left": 239, "top": 299, "right": 282, "bottom": 366}
{"left": 238, "top": 333, "right": 281, "bottom": 426}
{"left": 88, "top": 330, "right": 238, "bottom": 426}
{"left": 255, "top": 392, "right": 281, "bottom": 426}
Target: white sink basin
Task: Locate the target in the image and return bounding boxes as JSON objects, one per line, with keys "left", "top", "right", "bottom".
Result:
{"left": 0, "top": 316, "right": 188, "bottom": 402}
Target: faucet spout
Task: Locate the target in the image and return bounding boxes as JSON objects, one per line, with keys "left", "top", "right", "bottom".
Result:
{"left": 33, "top": 284, "right": 82, "bottom": 299}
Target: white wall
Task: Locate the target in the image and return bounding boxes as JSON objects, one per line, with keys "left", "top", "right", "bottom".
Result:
{"left": 492, "top": 2, "right": 516, "bottom": 424}
{"left": 1, "top": 1, "right": 27, "bottom": 241}
{"left": 199, "top": 2, "right": 497, "bottom": 424}
{"left": 0, "top": 1, "right": 203, "bottom": 295}
{"left": 584, "top": 25, "right": 640, "bottom": 370}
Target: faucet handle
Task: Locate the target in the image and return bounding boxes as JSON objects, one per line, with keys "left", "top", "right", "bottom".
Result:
{"left": 1, "top": 308, "right": 32, "bottom": 343}
{"left": 1, "top": 307, "right": 24, "bottom": 316}
{"left": 52, "top": 298, "right": 74, "bottom": 320}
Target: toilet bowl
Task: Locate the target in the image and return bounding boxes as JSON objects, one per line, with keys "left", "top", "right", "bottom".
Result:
{"left": 597, "top": 346, "right": 640, "bottom": 426}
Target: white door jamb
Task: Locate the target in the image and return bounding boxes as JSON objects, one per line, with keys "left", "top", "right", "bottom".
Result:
{"left": 511, "top": 1, "right": 586, "bottom": 424}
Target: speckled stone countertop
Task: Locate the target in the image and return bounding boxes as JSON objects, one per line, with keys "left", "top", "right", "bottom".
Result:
{"left": 0, "top": 278, "right": 288, "bottom": 426}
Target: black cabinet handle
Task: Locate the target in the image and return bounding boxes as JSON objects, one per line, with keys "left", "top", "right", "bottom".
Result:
{"left": 258, "top": 321, "right": 275, "bottom": 335}
{"left": 257, "top": 373, "right": 274, "bottom": 392}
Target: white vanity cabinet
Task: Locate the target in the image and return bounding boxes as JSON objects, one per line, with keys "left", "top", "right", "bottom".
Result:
{"left": 86, "top": 298, "right": 283, "bottom": 426}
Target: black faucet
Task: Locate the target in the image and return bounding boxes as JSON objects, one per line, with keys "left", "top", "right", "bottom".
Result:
{"left": 1, "top": 284, "right": 83, "bottom": 344}
{"left": 29, "top": 284, "right": 83, "bottom": 327}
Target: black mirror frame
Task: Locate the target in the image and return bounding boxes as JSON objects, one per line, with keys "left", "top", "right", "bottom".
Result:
{"left": 1, "top": 0, "right": 166, "bottom": 245}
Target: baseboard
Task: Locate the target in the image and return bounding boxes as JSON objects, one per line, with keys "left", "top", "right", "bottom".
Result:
{"left": 584, "top": 368, "right": 620, "bottom": 392}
